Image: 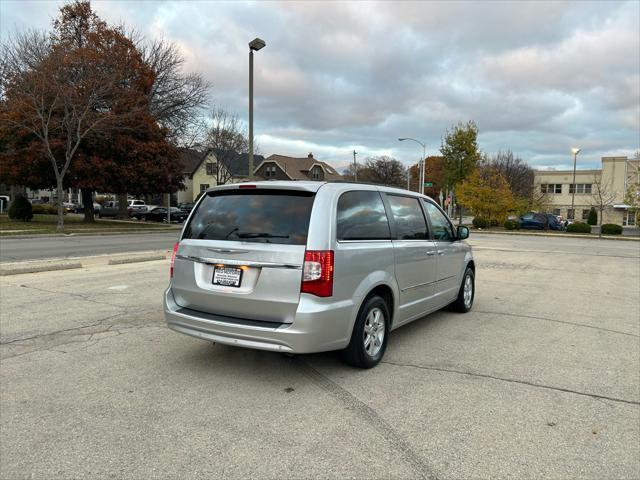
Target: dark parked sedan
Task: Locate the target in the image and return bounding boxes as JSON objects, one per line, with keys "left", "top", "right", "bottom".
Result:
{"left": 519, "top": 212, "right": 549, "bottom": 230}
{"left": 545, "top": 214, "right": 565, "bottom": 231}
{"left": 141, "top": 207, "right": 188, "bottom": 223}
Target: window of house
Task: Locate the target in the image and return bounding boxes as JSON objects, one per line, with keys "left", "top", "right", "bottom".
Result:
{"left": 200, "top": 184, "right": 210, "bottom": 193}
{"left": 623, "top": 211, "right": 636, "bottom": 226}
{"left": 336, "top": 191, "right": 391, "bottom": 240}
{"left": 387, "top": 195, "right": 428, "bottom": 240}
{"left": 311, "top": 167, "right": 322, "bottom": 181}
{"left": 206, "top": 162, "right": 218, "bottom": 176}
{"left": 567, "top": 208, "right": 575, "bottom": 220}
{"left": 552, "top": 208, "right": 561, "bottom": 216}
{"left": 265, "top": 165, "right": 277, "bottom": 178}
{"left": 582, "top": 209, "right": 591, "bottom": 220}
{"left": 541, "top": 184, "right": 562, "bottom": 194}
{"left": 569, "top": 184, "right": 592, "bottom": 194}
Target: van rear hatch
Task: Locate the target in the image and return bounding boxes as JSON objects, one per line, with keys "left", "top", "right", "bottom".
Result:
{"left": 171, "top": 186, "right": 317, "bottom": 324}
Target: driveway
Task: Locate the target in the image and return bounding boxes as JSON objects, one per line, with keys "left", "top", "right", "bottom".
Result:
{"left": 1, "top": 235, "right": 638, "bottom": 479}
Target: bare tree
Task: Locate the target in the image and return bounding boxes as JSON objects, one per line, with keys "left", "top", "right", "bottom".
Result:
{"left": 138, "top": 38, "right": 209, "bottom": 147}
{"left": 360, "top": 156, "right": 407, "bottom": 188}
{"left": 485, "top": 150, "right": 534, "bottom": 200}
{"left": 201, "top": 107, "right": 250, "bottom": 184}
{"left": 590, "top": 172, "right": 618, "bottom": 238}
{"left": 342, "top": 162, "right": 365, "bottom": 182}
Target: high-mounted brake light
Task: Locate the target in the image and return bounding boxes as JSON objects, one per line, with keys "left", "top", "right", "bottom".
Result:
{"left": 239, "top": 184, "right": 257, "bottom": 189}
{"left": 301, "top": 250, "right": 334, "bottom": 297}
{"left": 170, "top": 242, "right": 179, "bottom": 278}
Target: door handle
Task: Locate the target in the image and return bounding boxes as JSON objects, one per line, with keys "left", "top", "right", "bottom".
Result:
{"left": 426, "top": 251, "right": 435, "bottom": 256}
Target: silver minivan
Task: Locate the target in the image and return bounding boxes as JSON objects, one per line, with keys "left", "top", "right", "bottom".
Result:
{"left": 165, "top": 181, "right": 474, "bottom": 368}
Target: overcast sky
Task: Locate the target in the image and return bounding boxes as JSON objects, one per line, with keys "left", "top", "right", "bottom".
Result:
{"left": 2, "top": 0, "right": 639, "bottom": 171}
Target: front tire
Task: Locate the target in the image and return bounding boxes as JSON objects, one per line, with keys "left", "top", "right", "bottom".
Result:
{"left": 342, "top": 295, "right": 390, "bottom": 368}
{"left": 450, "top": 267, "right": 474, "bottom": 313}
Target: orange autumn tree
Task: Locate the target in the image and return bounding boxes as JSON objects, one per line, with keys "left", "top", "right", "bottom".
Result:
{"left": 0, "top": 1, "right": 153, "bottom": 231}
{"left": 456, "top": 166, "right": 516, "bottom": 223}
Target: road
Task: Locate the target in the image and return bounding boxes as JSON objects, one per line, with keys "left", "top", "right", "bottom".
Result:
{"left": 1, "top": 235, "right": 639, "bottom": 479}
{"left": 1, "top": 230, "right": 638, "bottom": 263}
{"left": 0, "top": 231, "right": 180, "bottom": 262}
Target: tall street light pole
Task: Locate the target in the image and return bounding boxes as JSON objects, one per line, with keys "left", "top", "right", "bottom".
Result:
{"left": 248, "top": 38, "right": 266, "bottom": 180}
{"left": 398, "top": 138, "right": 426, "bottom": 194}
{"left": 570, "top": 147, "right": 581, "bottom": 220}
{"left": 353, "top": 150, "right": 358, "bottom": 182}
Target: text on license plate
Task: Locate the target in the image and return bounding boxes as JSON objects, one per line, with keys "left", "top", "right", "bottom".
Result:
{"left": 212, "top": 267, "right": 243, "bottom": 287}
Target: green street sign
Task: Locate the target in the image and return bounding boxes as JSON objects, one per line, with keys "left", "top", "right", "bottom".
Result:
{"left": 424, "top": 182, "right": 433, "bottom": 187}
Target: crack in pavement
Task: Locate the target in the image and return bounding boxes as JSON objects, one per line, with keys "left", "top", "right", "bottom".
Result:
{"left": 292, "top": 357, "right": 438, "bottom": 480}
{"left": 13, "top": 283, "right": 129, "bottom": 309}
{"left": 473, "top": 309, "right": 639, "bottom": 338}
{"left": 1, "top": 311, "right": 126, "bottom": 345}
{"left": 1, "top": 322, "right": 163, "bottom": 360}
{"left": 380, "top": 360, "right": 640, "bottom": 407}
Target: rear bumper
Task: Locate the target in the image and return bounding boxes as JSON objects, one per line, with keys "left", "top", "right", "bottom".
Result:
{"left": 164, "top": 288, "right": 356, "bottom": 354}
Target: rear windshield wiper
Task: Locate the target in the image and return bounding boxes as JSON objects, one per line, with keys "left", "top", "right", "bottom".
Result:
{"left": 236, "top": 232, "right": 290, "bottom": 239}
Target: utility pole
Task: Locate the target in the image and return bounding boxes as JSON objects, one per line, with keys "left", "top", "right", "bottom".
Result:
{"left": 353, "top": 150, "right": 358, "bottom": 182}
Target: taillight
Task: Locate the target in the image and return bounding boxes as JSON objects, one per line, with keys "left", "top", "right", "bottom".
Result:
{"left": 170, "top": 242, "right": 179, "bottom": 278}
{"left": 301, "top": 250, "right": 334, "bottom": 297}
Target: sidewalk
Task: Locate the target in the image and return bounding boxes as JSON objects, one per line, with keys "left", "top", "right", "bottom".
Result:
{"left": 469, "top": 229, "right": 640, "bottom": 241}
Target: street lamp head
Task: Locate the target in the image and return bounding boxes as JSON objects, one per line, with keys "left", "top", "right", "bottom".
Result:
{"left": 571, "top": 147, "right": 581, "bottom": 155}
{"left": 398, "top": 138, "right": 407, "bottom": 142}
{"left": 249, "top": 38, "right": 266, "bottom": 51}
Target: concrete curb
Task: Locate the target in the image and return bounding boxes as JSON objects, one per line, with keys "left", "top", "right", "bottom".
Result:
{"left": 0, "top": 250, "right": 169, "bottom": 276}
{"left": 108, "top": 255, "right": 166, "bottom": 265}
{"left": 470, "top": 230, "right": 640, "bottom": 241}
{"left": 0, "top": 262, "right": 82, "bottom": 276}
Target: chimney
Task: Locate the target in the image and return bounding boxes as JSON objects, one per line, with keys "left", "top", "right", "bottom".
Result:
{"left": 308, "top": 152, "right": 313, "bottom": 159}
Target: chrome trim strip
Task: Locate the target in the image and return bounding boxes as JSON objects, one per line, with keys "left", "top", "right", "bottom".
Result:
{"left": 176, "top": 254, "right": 302, "bottom": 269}
{"left": 400, "top": 280, "right": 437, "bottom": 292}
{"left": 337, "top": 239, "right": 392, "bottom": 244}
{"left": 399, "top": 275, "right": 457, "bottom": 292}
{"left": 206, "top": 247, "right": 250, "bottom": 254}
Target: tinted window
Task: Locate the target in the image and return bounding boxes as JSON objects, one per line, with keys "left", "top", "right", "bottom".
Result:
{"left": 387, "top": 195, "right": 428, "bottom": 240}
{"left": 184, "top": 190, "right": 315, "bottom": 245}
{"left": 423, "top": 201, "right": 454, "bottom": 241}
{"left": 337, "top": 191, "right": 391, "bottom": 240}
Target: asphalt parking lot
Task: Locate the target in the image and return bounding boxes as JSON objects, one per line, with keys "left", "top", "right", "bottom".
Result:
{"left": 1, "top": 234, "right": 639, "bottom": 479}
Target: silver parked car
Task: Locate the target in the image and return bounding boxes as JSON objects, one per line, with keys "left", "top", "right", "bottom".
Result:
{"left": 165, "top": 181, "right": 475, "bottom": 368}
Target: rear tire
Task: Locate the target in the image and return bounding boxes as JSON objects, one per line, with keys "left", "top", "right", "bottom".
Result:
{"left": 450, "top": 267, "right": 474, "bottom": 313}
{"left": 342, "top": 295, "right": 390, "bottom": 368}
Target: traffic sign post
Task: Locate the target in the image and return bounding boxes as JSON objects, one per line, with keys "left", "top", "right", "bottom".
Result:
{"left": 424, "top": 182, "right": 433, "bottom": 188}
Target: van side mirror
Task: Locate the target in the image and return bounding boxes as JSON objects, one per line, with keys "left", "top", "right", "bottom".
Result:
{"left": 457, "top": 226, "right": 469, "bottom": 240}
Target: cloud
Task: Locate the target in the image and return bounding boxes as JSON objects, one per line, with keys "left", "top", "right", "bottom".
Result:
{"left": 1, "top": 0, "right": 638, "bottom": 170}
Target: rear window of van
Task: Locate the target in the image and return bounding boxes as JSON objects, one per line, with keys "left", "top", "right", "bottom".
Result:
{"left": 183, "top": 190, "right": 315, "bottom": 245}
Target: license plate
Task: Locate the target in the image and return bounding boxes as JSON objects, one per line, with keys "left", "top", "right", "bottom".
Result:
{"left": 212, "top": 266, "right": 242, "bottom": 287}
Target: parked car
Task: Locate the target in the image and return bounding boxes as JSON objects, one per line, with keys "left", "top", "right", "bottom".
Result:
{"left": 165, "top": 181, "right": 475, "bottom": 368}
{"left": 178, "top": 202, "right": 195, "bottom": 213}
{"left": 98, "top": 201, "right": 124, "bottom": 218}
{"left": 546, "top": 214, "right": 565, "bottom": 231}
{"left": 519, "top": 212, "right": 549, "bottom": 230}
{"left": 140, "top": 206, "right": 188, "bottom": 223}
{"left": 73, "top": 203, "right": 101, "bottom": 214}
{"left": 127, "top": 199, "right": 147, "bottom": 216}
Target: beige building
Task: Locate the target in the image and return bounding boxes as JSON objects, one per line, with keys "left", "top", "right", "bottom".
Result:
{"left": 533, "top": 156, "right": 639, "bottom": 227}
{"left": 177, "top": 149, "right": 233, "bottom": 203}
